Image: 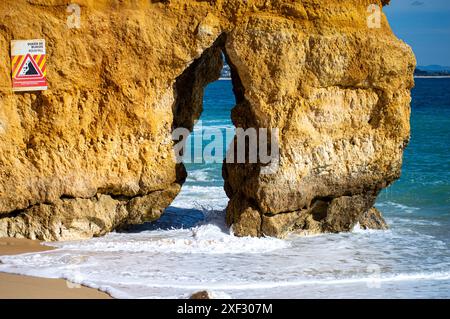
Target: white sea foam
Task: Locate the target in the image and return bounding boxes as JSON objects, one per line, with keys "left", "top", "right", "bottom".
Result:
{"left": 41, "top": 225, "right": 289, "bottom": 255}
{"left": 0, "top": 179, "right": 449, "bottom": 299}
{"left": 376, "top": 201, "right": 420, "bottom": 214}
{"left": 192, "top": 124, "right": 234, "bottom": 132}
{"left": 187, "top": 170, "right": 210, "bottom": 182}
{"left": 170, "top": 185, "right": 228, "bottom": 210}
{"left": 106, "top": 271, "right": 450, "bottom": 291}
{"left": 1, "top": 206, "right": 449, "bottom": 299}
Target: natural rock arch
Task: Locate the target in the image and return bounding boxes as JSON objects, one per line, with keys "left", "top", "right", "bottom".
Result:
{"left": 0, "top": 0, "right": 415, "bottom": 240}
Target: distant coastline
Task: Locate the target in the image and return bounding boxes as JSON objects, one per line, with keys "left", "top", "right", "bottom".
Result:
{"left": 415, "top": 65, "right": 450, "bottom": 77}
{"left": 414, "top": 76, "right": 450, "bottom": 79}
{"left": 218, "top": 76, "right": 450, "bottom": 81}
{"left": 219, "top": 76, "right": 450, "bottom": 80}
{"left": 220, "top": 66, "right": 450, "bottom": 81}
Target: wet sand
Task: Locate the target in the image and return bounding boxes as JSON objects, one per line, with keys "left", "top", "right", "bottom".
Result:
{"left": 0, "top": 238, "right": 111, "bottom": 299}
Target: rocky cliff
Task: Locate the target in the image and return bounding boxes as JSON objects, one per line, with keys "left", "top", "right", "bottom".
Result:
{"left": 0, "top": 0, "right": 415, "bottom": 240}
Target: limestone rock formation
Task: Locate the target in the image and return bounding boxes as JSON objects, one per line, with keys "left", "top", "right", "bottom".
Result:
{"left": 222, "top": 0, "right": 415, "bottom": 237}
{"left": 0, "top": 0, "right": 414, "bottom": 240}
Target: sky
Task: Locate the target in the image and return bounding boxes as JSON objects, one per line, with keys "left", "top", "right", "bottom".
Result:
{"left": 383, "top": 0, "right": 450, "bottom": 66}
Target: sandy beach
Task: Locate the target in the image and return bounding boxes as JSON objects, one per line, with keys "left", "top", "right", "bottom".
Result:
{"left": 0, "top": 238, "right": 111, "bottom": 299}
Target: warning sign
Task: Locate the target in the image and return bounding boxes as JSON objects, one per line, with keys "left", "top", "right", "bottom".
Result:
{"left": 11, "top": 39, "right": 47, "bottom": 92}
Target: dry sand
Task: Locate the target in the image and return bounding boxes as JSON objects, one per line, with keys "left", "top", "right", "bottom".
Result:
{"left": 0, "top": 237, "right": 111, "bottom": 299}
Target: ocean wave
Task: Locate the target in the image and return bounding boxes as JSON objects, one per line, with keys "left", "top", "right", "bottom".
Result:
{"left": 176, "top": 185, "right": 224, "bottom": 193}
{"left": 376, "top": 201, "right": 420, "bottom": 214}
{"left": 1, "top": 223, "right": 448, "bottom": 299}
{"left": 170, "top": 184, "right": 228, "bottom": 210}
{"left": 388, "top": 217, "right": 442, "bottom": 227}
{"left": 186, "top": 170, "right": 212, "bottom": 182}
{"left": 192, "top": 125, "right": 235, "bottom": 132}
{"left": 26, "top": 224, "right": 289, "bottom": 255}
{"left": 351, "top": 223, "right": 389, "bottom": 234}
{"left": 104, "top": 271, "right": 450, "bottom": 291}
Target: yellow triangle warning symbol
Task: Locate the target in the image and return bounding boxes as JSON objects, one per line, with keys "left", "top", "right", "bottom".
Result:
{"left": 16, "top": 54, "right": 43, "bottom": 79}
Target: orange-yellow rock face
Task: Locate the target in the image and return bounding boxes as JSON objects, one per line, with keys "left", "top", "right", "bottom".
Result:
{"left": 0, "top": 0, "right": 415, "bottom": 240}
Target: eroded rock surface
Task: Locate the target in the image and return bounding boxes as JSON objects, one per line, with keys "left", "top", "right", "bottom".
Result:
{"left": 222, "top": 1, "right": 415, "bottom": 237}
{"left": 0, "top": 0, "right": 414, "bottom": 240}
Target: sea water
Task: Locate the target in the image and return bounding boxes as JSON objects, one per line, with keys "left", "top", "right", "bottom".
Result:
{"left": 0, "top": 79, "right": 449, "bottom": 299}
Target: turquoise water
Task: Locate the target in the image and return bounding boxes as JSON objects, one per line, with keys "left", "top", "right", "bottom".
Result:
{"left": 0, "top": 78, "right": 448, "bottom": 298}
{"left": 160, "top": 77, "right": 450, "bottom": 297}
{"left": 184, "top": 78, "right": 450, "bottom": 234}
{"left": 378, "top": 78, "right": 450, "bottom": 244}
{"left": 181, "top": 80, "right": 234, "bottom": 189}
